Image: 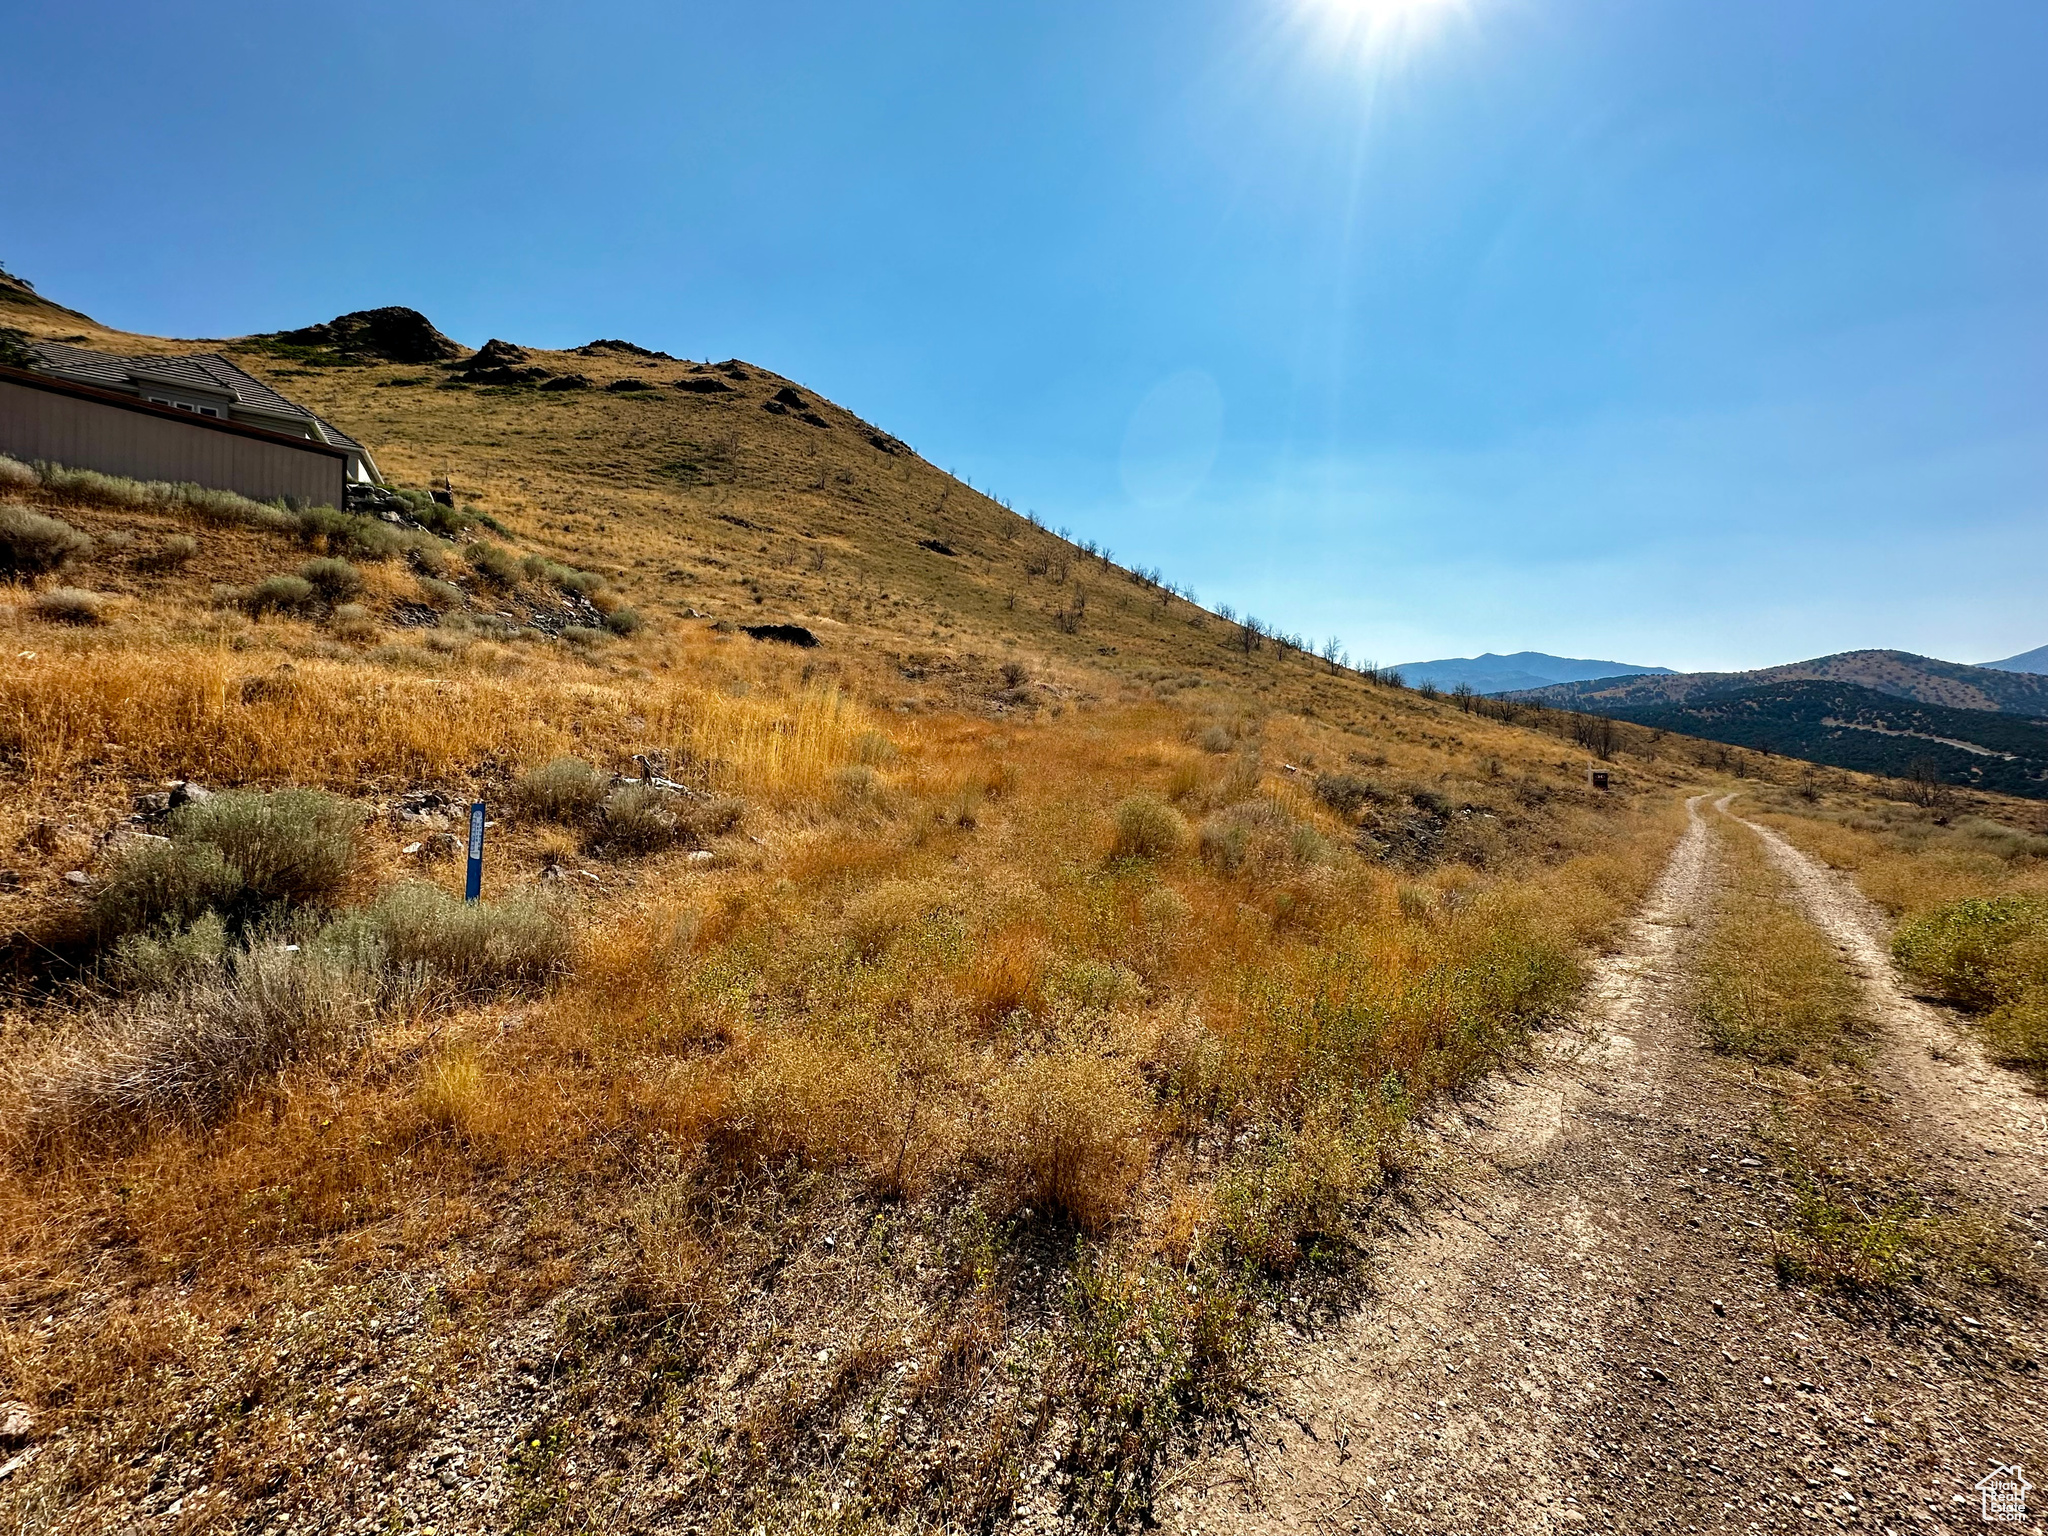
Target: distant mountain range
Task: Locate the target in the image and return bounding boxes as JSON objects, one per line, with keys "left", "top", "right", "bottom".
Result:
{"left": 1984, "top": 644, "right": 2048, "bottom": 675}
{"left": 1600, "top": 679, "right": 2048, "bottom": 800}
{"left": 1515, "top": 649, "right": 2048, "bottom": 718}
{"left": 1393, "top": 651, "right": 1673, "bottom": 695}
{"left": 1511, "top": 648, "right": 2048, "bottom": 800}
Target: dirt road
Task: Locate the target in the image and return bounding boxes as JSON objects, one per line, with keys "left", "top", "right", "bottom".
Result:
{"left": 1159, "top": 796, "right": 2047, "bottom": 1536}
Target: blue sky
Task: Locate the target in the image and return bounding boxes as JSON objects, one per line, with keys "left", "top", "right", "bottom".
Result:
{"left": 6, "top": 0, "right": 2044, "bottom": 669}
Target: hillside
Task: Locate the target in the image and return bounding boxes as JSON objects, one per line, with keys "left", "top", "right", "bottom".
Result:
{"left": 1518, "top": 647, "right": 2048, "bottom": 718}
{"left": 1394, "top": 650, "right": 1672, "bottom": 695}
{"left": 1605, "top": 678, "right": 2048, "bottom": 800}
{"left": 7, "top": 283, "right": 2047, "bottom": 1533}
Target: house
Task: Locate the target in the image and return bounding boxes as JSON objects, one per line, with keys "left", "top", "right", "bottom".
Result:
{"left": 1977, "top": 1464, "right": 2032, "bottom": 1524}
{"left": 0, "top": 341, "right": 381, "bottom": 509}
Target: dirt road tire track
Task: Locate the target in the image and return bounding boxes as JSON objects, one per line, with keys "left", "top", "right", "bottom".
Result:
{"left": 1155, "top": 795, "right": 2047, "bottom": 1536}
{"left": 1727, "top": 802, "right": 2048, "bottom": 1213}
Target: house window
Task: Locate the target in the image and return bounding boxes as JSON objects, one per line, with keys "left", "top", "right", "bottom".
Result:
{"left": 147, "top": 395, "right": 219, "bottom": 417}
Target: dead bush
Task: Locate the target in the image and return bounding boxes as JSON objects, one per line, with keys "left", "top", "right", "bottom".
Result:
{"left": 330, "top": 603, "right": 378, "bottom": 642}
{"left": 12, "top": 948, "right": 368, "bottom": 1155}
{"left": 987, "top": 1044, "right": 1146, "bottom": 1231}
{"left": 714, "top": 1035, "right": 890, "bottom": 1171}
{"left": 843, "top": 878, "right": 958, "bottom": 961}
{"left": 1198, "top": 798, "right": 1326, "bottom": 878}
{"left": 0, "top": 502, "right": 92, "bottom": 578}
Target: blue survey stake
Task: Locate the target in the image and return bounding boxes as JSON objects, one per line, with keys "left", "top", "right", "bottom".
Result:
{"left": 465, "top": 801, "right": 486, "bottom": 902}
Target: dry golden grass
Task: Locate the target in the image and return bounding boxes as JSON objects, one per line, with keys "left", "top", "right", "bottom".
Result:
{"left": 0, "top": 286, "right": 1751, "bottom": 1531}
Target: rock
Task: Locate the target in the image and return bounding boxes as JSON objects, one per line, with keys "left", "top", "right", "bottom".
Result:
{"left": 603, "top": 377, "right": 655, "bottom": 393}
{"left": 0, "top": 870, "right": 17, "bottom": 891}
{"left": 463, "top": 363, "right": 555, "bottom": 387}
{"left": 770, "top": 385, "right": 808, "bottom": 409}
{"left": 686, "top": 850, "right": 715, "bottom": 866}
{"left": 63, "top": 870, "right": 88, "bottom": 887}
{"left": 740, "top": 623, "right": 819, "bottom": 648}
{"left": 168, "top": 780, "right": 212, "bottom": 807}
{"left": 0, "top": 1402, "right": 32, "bottom": 1450}
{"left": 675, "top": 376, "right": 733, "bottom": 394}
{"left": 465, "top": 338, "right": 531, "bottom": 370}
{"left": 426, "top": 832, "right": 462, "bottom": 861}
{"left": 581, "top": 338, "right": 674, "bottom": 360}
{"left": 133, "top": 791, "right": 172, "bottom": 816}
{"left": 401, "top": 841, "right": 424, "bottom": 856}
{"left": 537, "top": 373, "right": 591, "bottom": 392}
{"left": 268, "top": 307, "right": 464, "bottom": 364}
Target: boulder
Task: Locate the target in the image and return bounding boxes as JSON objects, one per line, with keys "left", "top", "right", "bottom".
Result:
{"left": 0, "top": 1401, "right": 29, "bottom": 1450}
{"left": 465, "top": 338, "right": 531, "bottom": 370}
{"left": 741, "top": 623, "right": 820, "bottom": 648}
{"left": 269, "top": 307, "right": 464, "bottom": 364}
{"left": 537, "top": 374, "right": 591, "bottom": 392}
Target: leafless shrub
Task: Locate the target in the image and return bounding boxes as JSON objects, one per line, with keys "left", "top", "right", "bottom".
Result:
{"left": 11, "top": 948, "right": 368, "bottom": 1155}
{"left": 988, "top": 1045, "right": 1146, "bottom": 1231}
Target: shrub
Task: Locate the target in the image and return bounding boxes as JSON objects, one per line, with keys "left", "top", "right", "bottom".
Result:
{"left": 604, "top": 605, "right": 643, "bottom": 636}
{"left": 30, "top": 586, "right": 105, "bottom": 625}
{"left": 560, "top": 624, "right": 610, "bottom": 650}
{"left": 94, "top": 842, "right": 242, "bottom": 942}
{"left": 598, "top": 782, "right": 682, "bottom": 852}
{"left": 988, "top": 1045, "right": 1146, "bottom": 1231}
{"left": 328, "top": 882, "right": 571, "bottom": 999}
{"left": 417, "top": 575, "right": 464, "bottom": 610}
{"left": 0, "top": 454, "right": 38, "bottom": 490}
{"left": 15, "top": 947, "right": 367, "bottom": 1152}
{"left": 93, "top": 789, "right": 361, "bottom": 942}
{"left": 1893, "top": 897, "right": 2048, "bottom": 1009}
{"left": 153, "top": 534, "right": 199, "bottom": 567}
{"left": 105, "top": 911, "right": 229, "bottom": 992}
{"left": 1198, "top": 798, "right": 1319, "bottom": 877}
{"left": 1196, "top": 725, "right": 1234, "bottom": 754}
{"left": 467, "top": 541, "right": 523, "bottom": 586}
{"left": 0, "top": 502, "right": 92, "bottom": 577}
{"left": 242, "top": 574, "right": 316, "bottom": 616}
{"left": 330, "top": 602, "right": 378, "bottom": 642}
{"left": 513, "top": 756, "right": 608, "bottom": 822}
{"left": 1312, "top": 773, "right": 1382, "bottom": 818}
{"left": 1109, "top": 795, "right": 1186, "bottom": 861}
{"left": 298, "top": 556, "right": 362, "bottom": 602}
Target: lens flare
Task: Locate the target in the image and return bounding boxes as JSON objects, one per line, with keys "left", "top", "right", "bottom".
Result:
{"left": 1294, "top": 0, "right": 1467, "bottom": 65}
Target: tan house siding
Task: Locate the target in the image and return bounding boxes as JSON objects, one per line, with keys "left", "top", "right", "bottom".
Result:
{"left": 0, "top": 368, "right": 349, "bottom": 508}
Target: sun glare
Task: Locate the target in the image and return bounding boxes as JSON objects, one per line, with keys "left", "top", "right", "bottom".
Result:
{"left": 1295, "top": 0, "right": 1467, "bottom": 65}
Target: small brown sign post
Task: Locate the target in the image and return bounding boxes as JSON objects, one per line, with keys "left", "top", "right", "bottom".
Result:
{"left": 1587, "top": 767, "right": 1610, "bottom": 790}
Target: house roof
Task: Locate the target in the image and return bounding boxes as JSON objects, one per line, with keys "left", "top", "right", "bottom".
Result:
{"left": 27, "top": 342, "right": 378, "bottom": 476}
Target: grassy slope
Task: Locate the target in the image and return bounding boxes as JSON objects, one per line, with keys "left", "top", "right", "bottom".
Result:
{"left": 3, "top": 286, "right": 2037, "bottom": 1531}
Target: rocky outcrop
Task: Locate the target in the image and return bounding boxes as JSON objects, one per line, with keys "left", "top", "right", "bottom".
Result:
{"left": 270, "top": 308, "right": 464, "bottom": 364}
